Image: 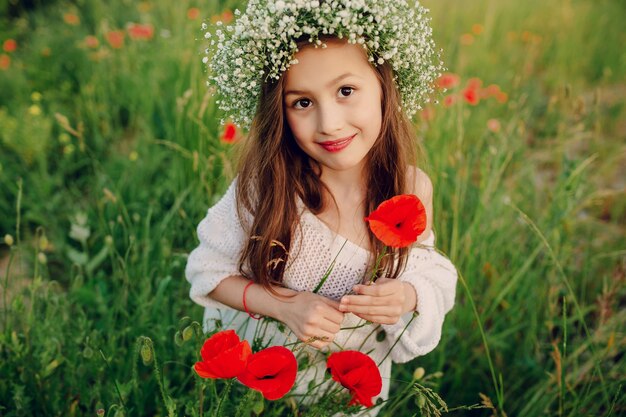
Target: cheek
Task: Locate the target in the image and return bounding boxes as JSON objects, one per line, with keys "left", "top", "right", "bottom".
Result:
{"left": 355, "top": 95, "right": 382, "bottom": 135}
{"left": 286, "top": 112, "right": 313, "bottom": 141}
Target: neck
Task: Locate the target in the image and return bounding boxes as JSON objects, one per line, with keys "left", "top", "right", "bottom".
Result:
{"left": 318, "top": 163, "right": 367, "bottom": 207}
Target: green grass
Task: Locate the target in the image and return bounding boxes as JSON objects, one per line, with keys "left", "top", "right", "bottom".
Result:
{"left": 1, "top": 0, "right": 625, "bottom": 416}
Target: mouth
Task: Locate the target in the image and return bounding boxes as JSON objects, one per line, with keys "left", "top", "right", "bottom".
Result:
{"left": 317, "top": 134, "right": 356, "bottom": 153}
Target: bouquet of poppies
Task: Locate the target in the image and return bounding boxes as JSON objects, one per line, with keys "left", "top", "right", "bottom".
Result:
{"left": 193, "top": 329, "right": 383, "bottom": 408}
{"left": 193, "top": 194, "right": 431, "bottom": 414}
{"left": 194, "top": 330, "right": 297, "bottom": 400}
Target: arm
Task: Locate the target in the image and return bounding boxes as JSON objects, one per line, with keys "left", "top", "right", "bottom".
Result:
{"left": 338, "top": 165, "right": 434, "bottom": 323}
{"left": 185, "top": 179, "right": 343, "bottom": 349}
{"left": 339, "top": 168, "right": 458, "bottom": 361}
{"left": 209, "top": 276, "right": 345, "bottom": 349}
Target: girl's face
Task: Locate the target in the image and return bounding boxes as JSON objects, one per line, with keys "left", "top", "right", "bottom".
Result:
{"left": 283, "top": 39, "right": 382, "bottom": 178}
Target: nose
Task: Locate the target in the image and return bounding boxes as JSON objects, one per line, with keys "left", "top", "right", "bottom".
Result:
{"left": 316, "top": 100, "right": 343, "bottom": 136}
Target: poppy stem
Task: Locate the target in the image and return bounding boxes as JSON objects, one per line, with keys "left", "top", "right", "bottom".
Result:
{"left": 377, "top": 312, "right": 416, "bottom": 366}
{"left": 234, "top": 389, "right": 257, "bottom": 417}
{"left": 368, "top": 245, "right": 387, "bottom": 284}
{"left": 216, "top": 379, "right": 233, "bottom": 417}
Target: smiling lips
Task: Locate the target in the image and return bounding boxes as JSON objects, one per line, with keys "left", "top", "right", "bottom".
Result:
{"left": 318, "top": 134, "right": 356, "bottom": 152}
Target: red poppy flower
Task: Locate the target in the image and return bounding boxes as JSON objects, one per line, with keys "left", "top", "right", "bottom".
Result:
{"left": 237, "top": 346, "right": 297, "bottom": 400}
{"left": 106, "top": 31, "right": 125, "bottom": 49}
{"left": 84, "top": 35, "right": 99, "bottom": 49}
{"left": 221, "top": 10, "right": 234, "bottom": 23}
{"left": 0, "top": 54, "right": 10, "bottom": 70}
{"left": 364, "top": 194, "right": 427, "bottom": 248}
{"left": 221, "top": 122, "right": 237, "bottom": 143}
{"left": 484, "top": 84, "right": 501, "bottom": 97}
{"left": 443, "top": 94, "right": 456, "bottom": 108}
{"left": 420, "top": 107, "right": 435, "bottom": 122}
{"left": 435, "top": 72, "right": 459, "bottom": 90}
{"left": 495, "top": 91, "right": 508, "bottom": 104}
{"left": 460, "top": 33, "right": 474, "bottom": 45}
{"left": 194, "top": 330, "right": 252, "bottom": 379}
{"left": 466, "top": 77, "right": 483, "bottom": 90}
{"left": 326, "top": 350, "right": 382, "bottom": 408}
{"left": 128, "top": 23, "right": 154, "bottom": 41}
{"left": 187, "top": 7, "right": 200, "bottom": 20}
{"left": 63, "top": 13, "right": 80, "bottom": 26}
{"left": 462, "top": 87, "right": 479, "bottom": 105}
{"left": 487, "top": 118, "right": 501, "bottom": 133}
{"left": 3, "top": 39, "right": 16, "bottom": 53}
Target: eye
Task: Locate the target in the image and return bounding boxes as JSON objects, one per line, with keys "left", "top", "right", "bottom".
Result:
{"left": 293, "top": 98, "right": 312, "bottom": 109}
{"left": 339, "top": 86, "right": 354, "bottom": 97}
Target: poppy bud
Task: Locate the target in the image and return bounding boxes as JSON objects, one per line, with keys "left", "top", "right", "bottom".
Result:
{"left": 39, "top": 235, "right": 49, "bottom": 250}
{"left": 4, "top": 234, "right": 14, "bottom": 246}
{"left": 174, "top": 330, "right": 184, "bottom": 346}
{"left": 182, "top": 325, "right": 194, "bottom": 341}
{"left": 37, "top": 252, "right": 47, "bottom": 265}
{"left": 413, "top": 367, "right": 425, "bottom": 380}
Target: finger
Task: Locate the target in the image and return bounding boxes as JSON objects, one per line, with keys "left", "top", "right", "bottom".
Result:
{"left": 319, "top": 318, "right": 342, "bottom": 334}
{"left": 309, "top": 340, "right": 330, "bottom": 350}
{"left": 341, "top": 293, "right": 399, "bottom": 308}
{"left": 354, "top": 313, "right": 400, "bottom": 325}
{"left": 353, "top": 283, "right": 396, "bottom": 297}
{"left": 340, "top": 294, "right": 378, "bottom": 307}
{"left": 319, "top": 299, "right": 346, "bottom": 324}
{"left": 340, "top": 303, "right": 402, "bottom": 317}
{"left": 329, "top": 310, "right": 346, "bottom": 325}
{"left": 320, "top": 297, "right": 341, "bottom": 309}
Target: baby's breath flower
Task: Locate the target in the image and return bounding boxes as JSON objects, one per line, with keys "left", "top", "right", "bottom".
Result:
{"left": 203, "top": 0, "right": 444, "bottom": 129}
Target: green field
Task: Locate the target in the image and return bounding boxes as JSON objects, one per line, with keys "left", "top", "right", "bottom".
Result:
{"left": 1, "top": 0, "right": 625, "bottom": 416}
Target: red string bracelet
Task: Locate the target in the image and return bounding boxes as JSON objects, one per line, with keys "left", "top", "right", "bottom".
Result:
{"left": 243, "top": 281, "right": 262, "bottom": 320}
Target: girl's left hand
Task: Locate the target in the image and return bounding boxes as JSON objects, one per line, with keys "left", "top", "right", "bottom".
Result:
{"left": 338, "top": 278, "right": 417, "bottom": 325}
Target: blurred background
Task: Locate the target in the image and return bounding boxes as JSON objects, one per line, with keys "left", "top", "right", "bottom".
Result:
{"left": 0, "top": 0, "right": 624, "bottom": 416}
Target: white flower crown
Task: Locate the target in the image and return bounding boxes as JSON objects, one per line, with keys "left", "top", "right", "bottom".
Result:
{"left": 202, "top": 0, "right": 444, "bottom": 129}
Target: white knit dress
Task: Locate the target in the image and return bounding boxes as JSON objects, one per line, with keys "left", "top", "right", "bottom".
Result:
{"left": 185, "top": 177, "right": 458, "bottom": 413}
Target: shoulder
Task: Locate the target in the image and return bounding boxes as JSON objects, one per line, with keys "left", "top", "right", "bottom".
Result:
{"left": 205, "top": 176, "right": 252, "bottom": 228}
{"left": 407, "top": 166, "right": 434, "bottom": 243}
{"left": 209, "top": 177, "right": 238, "bottom": 212}
{"left": 407, "top": 166, "right": 433, "bottom": 204}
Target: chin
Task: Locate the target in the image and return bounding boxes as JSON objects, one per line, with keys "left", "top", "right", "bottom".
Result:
{"left": 319, "top": 158, "right": 366, "bottom": 173}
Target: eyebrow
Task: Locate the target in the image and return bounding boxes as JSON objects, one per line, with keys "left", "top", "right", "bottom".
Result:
{"left": 284, "top": 73, "right": 360, "bottom": 96}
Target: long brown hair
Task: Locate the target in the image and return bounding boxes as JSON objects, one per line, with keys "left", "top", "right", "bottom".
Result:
{"left": 235, "top": 40, "right": 424, "bottom": 293}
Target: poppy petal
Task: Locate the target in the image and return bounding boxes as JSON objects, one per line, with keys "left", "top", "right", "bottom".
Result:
{"left": 237, "top": 346, "right": 297, "bottom": 400}
{"left": 194, "top": 330, "right": 252, "bottom": 379}
{"left": 364, "top": 195, "right": 427, "bottom": 248}
{"left": 327, "top": 351, "right": 382, "bottom": 408}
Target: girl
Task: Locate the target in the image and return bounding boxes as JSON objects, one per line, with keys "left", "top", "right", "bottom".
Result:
{"left": 186, "top": 0, "right": 458, "bottom": 410}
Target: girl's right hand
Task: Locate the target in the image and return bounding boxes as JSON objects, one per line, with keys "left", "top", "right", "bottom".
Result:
{"left": 278, "top": 292, "right": 344, "bottom": 349}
